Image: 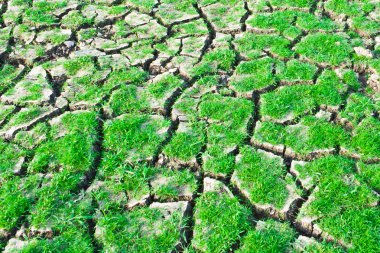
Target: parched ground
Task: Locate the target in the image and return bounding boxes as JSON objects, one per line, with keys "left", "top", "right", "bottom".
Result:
{"left": 0, "top": 0, "right": 379, "bottom": 252}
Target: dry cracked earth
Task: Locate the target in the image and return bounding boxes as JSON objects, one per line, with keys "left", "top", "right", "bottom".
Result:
{"left": 0, "top": 0, "right": 379, "bottom": 252}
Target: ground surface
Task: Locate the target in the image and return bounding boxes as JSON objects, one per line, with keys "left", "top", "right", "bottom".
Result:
{"left": 0, "top": 0, "right": 379, "bottom": 252}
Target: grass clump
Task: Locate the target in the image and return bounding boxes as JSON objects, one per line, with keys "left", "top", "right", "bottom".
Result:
{"left": 254, "top": 117, "right": 349, "bottom": 157}
{"left": 235, "top": 33, "right": 294, "bottom": 60}
{"left": 247, "top": 11, "right": 302, "bottom": 39}
{"left": 18, "top": 229, "right": 94, "bottom": 253}
{"left": 192, "top": 48, "right": 236, "bottom": 78}
{"left": 101, "top": 114, "right": 170, "bottom": 170}
{"left": 192, "top": 191, "right": 251, "bottom": 252}
{"left": 295, "top": 33, "right": 353, "bottom": 66}
{"left": 145, "top": 73, "right": 183, "bottom": 100}
{"left": 61, "top": 10, "right": 93, "bottom": 30}
{"left": 28, "top": 111, "right": 98, "bottom": 174}
{"left": 234, "top": 146, "right": 289, "bottom": 209}
{"left": 236, "top": 220, "right": 296, "bottom": 253}
{"left": 96, "top": 204, "right": 187, "bottom": 252}
{"left": 296, "top": 12, "right": 338, "bottom": 31}
{"left": 163, "top": 122, "right": 206, "bottom": 164}
{"left": 357, "top": 162, "right": 380, "bottom": 192}
{"left": 286, "top": 116, "right": 349, "bottom": 156}
{"left": 230, "top": 57, "right": 276, "bottom": 93}
{"left": 270, "top": 0, "right": 314, "bottom": 8}
{"left": 2, "top": 106, "right": 49, "bottom": 131}
{"left": 261, "top": 70, "right": 346, "bottom": 121}
{"left": 349, "top": 117, "right": 380, "bottom": 159}
{"left": 0, "top": 177, "right": 32, "bottom": 230}
{"left": 152, "top": 168, "right": 197, "bottom": 201}
{"left": 276, "top": 59, "right": 318, "bottom": 83}
{"left": 106, "top": 85, "right": 150, "bottom": 116}
{"left": 198, "top": 93, "right": 253, "bottom": 126}
{"left": 296, "top": 155, "right": 379, "bottom": 251}
{"left": 252, "top": 121, "right": 286, "bottom": 146}
{"left": 260, "top": 85, "right": 316, "bottom": 121}
{"left": 339, "top": 93, "right": 377, "bottom": 126}
{"left": 24, "top": 1, "right": 65, "bottom": 26}
{"left": 199, "top": 94, "right": 253, "bottom": 176}
{"left": 0, "top": 64, "right": 22, "bottom": 93}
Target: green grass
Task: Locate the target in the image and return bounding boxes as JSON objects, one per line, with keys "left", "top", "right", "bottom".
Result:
{"left": 2, "top": 106, "right": 49, "bottom": 131}
{"left": 28, "top": 111, "right": 98, "bottom": 173}
{"left": 230, "top": 57, "right": 276, "bottom": 93}
{"left": 349, "top": 117, "right": 380, "bottom": 159}
{"left": 254, "top": 116, "right": 349, "bottom": 156}
{"left": 199, "top": 93, "right": 253, "bottom": 126}
{"left": 61, "top": 10, "right": 93, "bottom": 30}
{"left": 0, "top": 64, "right": 22, "bottom": 93}
{"left": 234, "top": 33, "right": 294, "bottom": 60}
{"left": 152, "top": 168, "right": 197, "bottom": 201}
{"left": 357, "top": 162, "right": 380, "bottom": 192}
{"left": 247, "top": 11, "right": 302, "bottom": 39}
{"left": 96, "top": 204, "right": 187, "bottom": 252}
{"left": 106, "top": 85, "right": 150, "bottom": 116}
{"left": 234, "top": 146, "right": 289, "bottom": 209}
{"left": 0, "top": 177, "right": 32, "bottom": 230}
{"left": 339, "top": 93, "right": 377, "bottom": 126}
{"left": 101, "top": 114, "right": 170, "bottom": 171}
{"left": 295, "top": 155, "right": 379, "bottom": 252}
{"left": 192, "top": 48, "right": 236, "bottom": 77}
{"left": 192, "top": 191, "right": 251, "bottom": 252}
{"left": 237, "top": 220, "right": 296, "bottom": 253}
{"left": 146, "top": 73, "right": 183, "bottom": 99}
{"left": 276, "top": 60, "right": 317, "bottom": 83}
{"left": 0, "top": 1, "right": 378, "bottom": 252}
{"left": 295, "top": 33, "right": 353, "bottom": 66}
{"left": 163, "top": 122, "right": 206, "bottom": 163}
{"left": 18, "top": 229, "right": 94, "bottom": 253}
